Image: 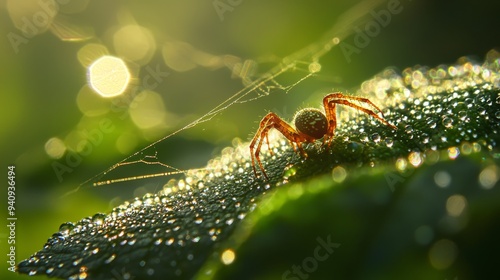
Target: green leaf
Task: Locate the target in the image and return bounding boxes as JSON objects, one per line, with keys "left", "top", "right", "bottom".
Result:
{"left": 17, "top": 54, "right": 500, "bottom": 279}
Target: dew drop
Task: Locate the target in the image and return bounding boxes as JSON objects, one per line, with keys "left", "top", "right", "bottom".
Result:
{"left": 371, "top": 133, "right": 381, "bottom": 143}
{"left": 457, "top": 110, "right": 468, "bottom": 121}
{"left": 78, "top": 271, "right": 88, "bottom": 279}
{"left": 283, "top": 164, "right": 297, "bottom": 179}
{"left": 194, "top": 217, "right": 203, "bottom": 224}
{"left": 477, "top": 106, "right": 486, "bottom": 115}
{"left": 408, "top": 151, "right": 423, "bottom": 167}
{"left": 104, "top": 254, "right": 116, "bottom": 264}
{"left": 385, "top": 137, "right": 394, "bottom": 147}
{"left": 160, "top": 196, "right": 169, "bottom": 204}
{"left": 133, "top": 198, "right": 142, "bottom": 207}
{"left": 495, "top": 111, "right": 500, "bottom": 119}
{"left": 442, "top": 117, "right": 453, "bottom": 128}
{"left": 395, "top": 158, "right": 407, "bottom": 172}
{"left": 359, "top": 132, "right": 369, "bottom": 143}
{"left": 427, "top": 119, "right": 437, "bottom": 129}
{"left": 154, "top": 238, "right": 163, "bottom": 245}
{"left": 46, "top": 267, "right": 55, "bottom": 274}
{"left": 405, "top": 125, "right": 414, "bottom": 136}
{"left": 91, "top": 213, "right": 106, "bottom": 226}
{"left": 331, "top": 166, "right": 347, "bottom": 183}
{"left": 420, "top": 133, "right": 430, "bottom": 144}
{"left": 460, "top": 142, "right": 473, "bottom": 155}
{"left": 59, "top": 222, "right": 75, "bottom": 236}
{"left": 447, "top": 147, "right": 460, "bottom": 159}
{"left": 72, "top": 258, "right": 83, "bottom": 266}
{"left": 143, "top": 193, "right": 155, "bottom": 206}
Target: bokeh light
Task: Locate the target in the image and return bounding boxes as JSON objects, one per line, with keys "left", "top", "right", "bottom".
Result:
{"left": 113, "top": 25, "right": 156, "bottom": 65}
{"left": 78, "top": 43, "right": 110, "bottom": 67}
{"left": 331, "top": 166, "right": 347, "bottom": 183}
{"left": 162, "top": 41, "right": 198, "bottom": 72}
{"left": 221, "top": 249, "right": 236, "bottom": 265}
{"left": 76, "top": 85, "right": 110, "bottom": 116}
{"left": 434, "top": 171, "right": 451, "bottom": 188}
{"left": 428, "top": 239, "right": 458, "bottom": 270}
{"left": 129, "top": 90, "right": 169, "bottom": 130}
{"left": 44, "top": 137, "right": 66, "bottom": 159}
{"left": 478, "top": 165, "right": 499, "bottom": 189}
{"left": 446, "top": 194, "right": 467, "bottom": 217}
{"left": 4, "top": 1, "right": 500, "bottom": 279}
{"left": 87, "top": 55, "right": 131, "bottom": 98}
{"left": 6, "top": 0, "right": 57, "bottom": 36}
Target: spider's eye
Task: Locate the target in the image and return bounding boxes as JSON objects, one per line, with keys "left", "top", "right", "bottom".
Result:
{"left": 294, "top": 108, "right": 328, "bottom": 139}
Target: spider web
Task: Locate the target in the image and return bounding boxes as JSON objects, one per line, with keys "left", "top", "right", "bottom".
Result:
{"left": 67, "top": 0, "right": 385, "bottom": 196}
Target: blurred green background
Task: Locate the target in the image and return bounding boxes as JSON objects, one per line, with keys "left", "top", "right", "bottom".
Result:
{"left": 1, "top": 0, "right": 499, "bottom": 279}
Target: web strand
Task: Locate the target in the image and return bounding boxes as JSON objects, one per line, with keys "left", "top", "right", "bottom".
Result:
{"left": 67, "top": 0, "right": 386, "bottom": 196}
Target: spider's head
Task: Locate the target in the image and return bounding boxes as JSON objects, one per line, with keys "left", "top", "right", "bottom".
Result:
{"left": 293, "top": 108, "right": 328, "bottom": 140}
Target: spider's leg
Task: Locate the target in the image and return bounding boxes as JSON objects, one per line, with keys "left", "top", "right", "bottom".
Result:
{"left": 322, "top": 94, "right": 338, "bottom": 147}
{"left": 325, "top": 93, "right": 385, "bottom": 113}
{"left": 295, "top": 141, "right": 307, "bottom": 158}
{"left": 324, "top": 93, "right": 397, "bottom": 129}
{"left": 250, "top": 116, "right": 269, "bottom": 179}
{"left": 265, "top": 133, "right": 274, "bottom": 156}
{"left": 250, "top": 115, "right": 274, "bottom": 179}
{"left": 249, "top": 112, "right": 305, "bottom": 180}
{"left": 249, "top": 134, "right": 262, "bottom": 179}
{"left": 255, "top": 126, "right": 273, "bottom": 180}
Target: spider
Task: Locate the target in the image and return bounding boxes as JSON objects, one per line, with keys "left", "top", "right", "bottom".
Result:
{"left": 249, "top": 92, "right": 397, "bottom": 180}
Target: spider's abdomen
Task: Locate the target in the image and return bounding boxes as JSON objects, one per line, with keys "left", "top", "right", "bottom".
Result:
{"left": 293, "top": 108, "right": 328, "bottom": 139}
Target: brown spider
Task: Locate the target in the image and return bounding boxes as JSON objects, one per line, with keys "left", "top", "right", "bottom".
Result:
{"left": 249, "top": 92, "right": 397, "bottom": 180}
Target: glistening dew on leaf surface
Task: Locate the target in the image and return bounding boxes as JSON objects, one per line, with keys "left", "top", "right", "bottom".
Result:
{"left": 17, "top": 51, "right": 500, "bottom": 279}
